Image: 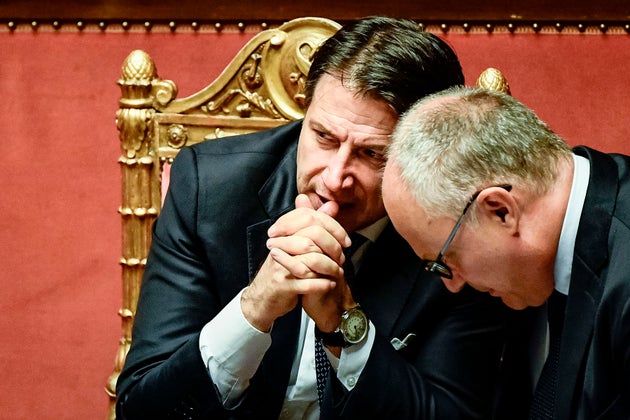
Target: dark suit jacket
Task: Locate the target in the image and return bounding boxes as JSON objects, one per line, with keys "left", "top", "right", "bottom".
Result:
{"left": 550, "top": 147, "right": 630, "bottom": 419}
{"left": 116, "top": 121, "right": 531, "bottom": 419}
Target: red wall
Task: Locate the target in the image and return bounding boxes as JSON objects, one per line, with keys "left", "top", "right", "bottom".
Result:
{"left": 0, "top": 23, "right": 628, "bottom": 419}
{"left": 445, "top": 30, "right": 630, "bottom": 152}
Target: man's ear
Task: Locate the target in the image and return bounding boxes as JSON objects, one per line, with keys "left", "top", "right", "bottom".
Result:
{"left": 475, "top": 187, "right": 519, "bottom": 233}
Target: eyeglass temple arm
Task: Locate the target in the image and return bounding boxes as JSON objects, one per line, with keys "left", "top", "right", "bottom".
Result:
{"left": 434, "top": 184, "right": 512, "bottom": 261}
{"left": 434, "top": 197, "right": 477, "bottom": 261}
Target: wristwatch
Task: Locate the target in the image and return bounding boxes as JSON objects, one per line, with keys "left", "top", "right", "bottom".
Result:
{"left": 315, "top": 306, "right": 369, "bottom": 347}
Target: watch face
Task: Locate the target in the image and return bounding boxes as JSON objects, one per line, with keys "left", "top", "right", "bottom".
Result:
{"left": 341, "top": 307, "right": 368, "bottom": 343}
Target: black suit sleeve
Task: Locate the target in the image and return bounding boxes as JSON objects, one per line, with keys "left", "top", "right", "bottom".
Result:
{"left": 116, "top": 123, "right": 303, "bottom": 419}
{"left": 116, "top": 147, "right": 227, "bottom": 419}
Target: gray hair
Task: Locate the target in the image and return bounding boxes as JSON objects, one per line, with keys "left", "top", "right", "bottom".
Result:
{"left": 388, "top": 86, "right": 573, "bottom": 221}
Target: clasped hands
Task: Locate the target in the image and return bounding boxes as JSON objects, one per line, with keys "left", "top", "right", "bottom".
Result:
{"left": 241, "top": 194, "right": 356, "bottom": 334}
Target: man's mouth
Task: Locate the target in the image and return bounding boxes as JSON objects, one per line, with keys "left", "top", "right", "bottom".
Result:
{"left": 312, "top": 193, "right": 328, "bottom": 210}
{"left": 313, "top": 192, "right": 354, "bottom": 213}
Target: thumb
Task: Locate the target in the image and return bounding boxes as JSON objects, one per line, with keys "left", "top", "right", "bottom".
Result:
{"left": 317, "top": 200, "right": 339, "bottom": 218}
{"left": 295, "top": 193, "right": 339, "bottom": 218}
{"left": 295, "top": 194, "right": 314, "bottom": 209}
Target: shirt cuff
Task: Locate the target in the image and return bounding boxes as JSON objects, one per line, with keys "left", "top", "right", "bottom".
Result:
{"left": 199, "top": 288, "right": 272, "bottom": 407}
{"left": 324, "top": 320, "right": 375, "bottom": 391}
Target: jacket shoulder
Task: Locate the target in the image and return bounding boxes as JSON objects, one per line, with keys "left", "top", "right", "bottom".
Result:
{"left": 190, "top": 120, "right": 302, "bottom": 156}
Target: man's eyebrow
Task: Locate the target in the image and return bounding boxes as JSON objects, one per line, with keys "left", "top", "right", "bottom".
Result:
{"left": 310, "top": 121, "right": 339, "bottom": 138}
{"left": 361, "top": 143, "right": 389, "bottom": 154}
{"left": 309, "top": 120, "right": 389, "bottom": 149}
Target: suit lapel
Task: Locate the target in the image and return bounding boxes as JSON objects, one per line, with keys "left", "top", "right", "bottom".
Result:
{"left": 555, "top": 147, "right": 617, "bottom": 418}
{"left": 246, "top": 140, "right": 299, "bottom": 279}
{"left": 259, "top": 141, "right": 299, "bottom": 219}
{"left": 556, "top": 259, "right": 598, "bottom": 419}
{"left": 352, "top": 223, "right": 433, "bottom": 340}
{"left": 244, "top": 140, "right": 300, "bottom": 415}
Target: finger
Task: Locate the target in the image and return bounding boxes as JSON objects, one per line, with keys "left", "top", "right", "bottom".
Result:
{"left": 266, "top": 235, "right": 323, "bottom": 255}
{"left": 268, "top": 249, "right": 338, "bottom": 294}
{"left": 269, "top": 207, "right": 325, "bottom": 236}
{"left": 269, "top": 247, "right": 344, "bottom": 281}
{"left": 295, "top": 193, "right": 340, "bottom": 220}
{"left": 295, "top": 193, "right": 315, "bottom": 210}
{"left": 291, "top": 278, "right": 337, "bottom": 295}
{"left": 269, "top": 207, "right": 351, "bottom": 248}
{"left": 296, "top": 225, "right": 345, "bottom": 264}
{"left": 267, "top": 226, "right": 345, "bottom": 264}
{"left": 318, "top": 200, "right": 339, "bottom": 218}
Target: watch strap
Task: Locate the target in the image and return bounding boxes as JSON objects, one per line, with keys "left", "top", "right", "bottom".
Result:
{"left": 314, "top": 325, "right": 349, "bottom": 347}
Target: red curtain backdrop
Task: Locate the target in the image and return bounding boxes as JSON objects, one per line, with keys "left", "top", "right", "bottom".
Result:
{"left": 0, "top": 24, "right": 628, "bottom": 419}
{"left": 444, "top": 31, "right": 630, "bottom": 152}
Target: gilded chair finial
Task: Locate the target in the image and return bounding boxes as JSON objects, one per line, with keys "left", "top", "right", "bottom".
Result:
{"left": 476, "top": 67, "right": 511, "bottom": 95}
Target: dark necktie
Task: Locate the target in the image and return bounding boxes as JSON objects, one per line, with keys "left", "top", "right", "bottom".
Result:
{"left": 314, "top": 232, "right": 368, "bottom": 406}
{"left": 342, "top": 232, "right": 368, "bottom": 283}
{"left": 314, "top": 336, "right": 329, "bottom": 406}
{"left": 530, "top": 290, "right": 567, "bottom": 420}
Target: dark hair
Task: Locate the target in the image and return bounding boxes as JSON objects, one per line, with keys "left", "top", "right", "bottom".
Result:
{"left": 304, "top": 16, "right": 465, "bottom": 116}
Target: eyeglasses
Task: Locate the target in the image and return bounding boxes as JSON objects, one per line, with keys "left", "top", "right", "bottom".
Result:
{"left": 424, "top": 184, "right": 512, "bottom": 279}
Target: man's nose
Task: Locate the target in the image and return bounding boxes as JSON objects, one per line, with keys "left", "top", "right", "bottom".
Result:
{"left": 322, "top": 151, "right": 354, "bottom": 191}
{"left": 441, "top": 276, "right": 466, "bottom": 293}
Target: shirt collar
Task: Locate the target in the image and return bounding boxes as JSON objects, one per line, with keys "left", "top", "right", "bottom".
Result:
{"left": 356, "top": 216, "right": 389, "bottom": 243}
{"left": 554, "top": 154, "right": 590, "bottom": 295}
{"left": 350, "top": 216, "right": 388, "bottom": 269}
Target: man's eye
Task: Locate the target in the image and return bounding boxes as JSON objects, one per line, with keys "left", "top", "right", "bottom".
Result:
{"left": 314, "top": 130, "right": 337, "bottom": 147}
{"left": 363, "top": 149, "right": 385, "bottom": 161}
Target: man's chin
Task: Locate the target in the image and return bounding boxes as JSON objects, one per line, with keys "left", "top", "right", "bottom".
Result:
{"left": 500, "top": 296, "right": 529, "bottom": 310}
{"left": 332, "top": 211, "right": 353, "bottom": 230}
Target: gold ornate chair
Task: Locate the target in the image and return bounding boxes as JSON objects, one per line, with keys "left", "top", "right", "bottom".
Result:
{"left": 106, "top": 16, "right": 509, "bottom": 418}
